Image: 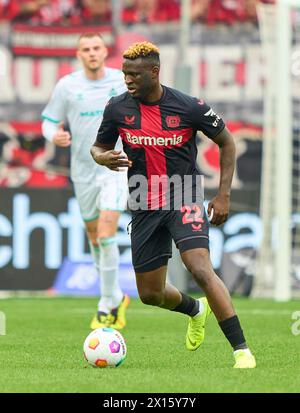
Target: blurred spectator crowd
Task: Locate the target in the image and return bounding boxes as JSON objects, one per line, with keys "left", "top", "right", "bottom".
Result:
{"left": 0, "top": 0, "right": 275, "bottom": 26}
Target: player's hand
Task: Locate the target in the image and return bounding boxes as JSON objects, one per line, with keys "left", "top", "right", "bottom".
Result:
{"left": 52, "top": 121, "right": 71, "bottom": 147}
{"left": 207, "top": 193, "right": 230, "bottom": 226}
{"left": 94, "top": 150, "right": 132, "bottom": 171}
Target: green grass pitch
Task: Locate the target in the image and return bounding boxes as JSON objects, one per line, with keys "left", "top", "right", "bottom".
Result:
{"left": 0, "top": 296, "right": 299, "bottom": 393}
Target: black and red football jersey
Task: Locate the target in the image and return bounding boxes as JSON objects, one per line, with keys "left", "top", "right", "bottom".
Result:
{"left": 96, "top": 85, "right": 225, "bottom": 209}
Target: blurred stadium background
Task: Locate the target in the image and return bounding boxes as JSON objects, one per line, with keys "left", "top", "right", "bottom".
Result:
{"left": 0, "top": 0, "right": 299, "bottom": 301}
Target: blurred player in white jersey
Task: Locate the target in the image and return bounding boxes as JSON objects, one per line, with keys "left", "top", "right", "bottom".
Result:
{"left": 42, "top": 33, "right": 130, "bottom": 330}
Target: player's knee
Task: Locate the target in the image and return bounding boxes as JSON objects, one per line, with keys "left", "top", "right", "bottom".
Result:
{"left": 183, "top": 250, "right": 213, "bottom": 288}
{"left": 98, "top": 229, "right": 117, "bottom": 238}
{"left": 185, "top": 260, "right": 213, "bottom": 289}
{"left": 139, "top": 290, "right": 163, "bottom": 307}
{"left": 98, "top": 214, "right": 119, "bottom": 238}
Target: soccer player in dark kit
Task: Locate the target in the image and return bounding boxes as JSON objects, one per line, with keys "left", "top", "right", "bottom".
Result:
{"left": 91, "top": 41, "right": 256, "bottom": 368}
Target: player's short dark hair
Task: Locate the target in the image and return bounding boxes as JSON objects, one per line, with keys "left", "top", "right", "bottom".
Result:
{"left": 123, "top": 42, "right": 160, "bottom": 67}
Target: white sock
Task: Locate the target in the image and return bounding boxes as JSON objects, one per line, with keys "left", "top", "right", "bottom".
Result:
{"left": 110, "top": 284, "right": 124, "bottom": 309}
{"left": 97, "top": 237, "right": 123, "bottom": 313}
{"left": 98, "top": 296, "right": 111, "bottom": 314}
{"left": 193, "top": 298, "right": 205, "bottom": 318}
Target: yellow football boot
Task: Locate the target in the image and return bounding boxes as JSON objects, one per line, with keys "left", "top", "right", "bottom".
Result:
{"left": 233, "top": 349, "right": 256, "bottom": 368}
{"left": 186, "top": 297, "right": 212, "bottom": 351}
{"left": 110, "top": 295, "right": 130, "bottom": 330}
{"left": 90, "top": 311, "right": 111, "bottom": 330}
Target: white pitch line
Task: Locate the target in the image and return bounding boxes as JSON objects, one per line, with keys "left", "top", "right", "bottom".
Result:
{"left": 238, "top": 309, "right": 294, "bottom": 316}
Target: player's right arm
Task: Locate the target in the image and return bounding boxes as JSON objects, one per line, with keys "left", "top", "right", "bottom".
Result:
{"left": 41, "top": 79, "right": 71, "bottom": 147}
{"left": 91, "top": 99, "right": 132, "bottom": 171}
{"left": 91, "top": 143, "right": 131, "bottom": 172}
{"left": 42, "top": 119, "right": 71, "bottom": 147}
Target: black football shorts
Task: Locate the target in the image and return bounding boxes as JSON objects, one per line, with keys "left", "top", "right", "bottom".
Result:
{"left": 130, "top": 204, "right": 209, "bottom": 273}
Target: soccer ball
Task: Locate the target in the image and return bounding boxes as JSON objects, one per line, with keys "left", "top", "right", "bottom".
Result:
{"left": 83, "top": 327, "right": 127, "bottom": 368}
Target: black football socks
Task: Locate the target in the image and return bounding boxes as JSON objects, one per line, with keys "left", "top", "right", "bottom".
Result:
{"left": 219, "top": 315, "right": 248, "bottom": 351}
{"left": 172, "top": 296, "right": 248, "bottom": 351}
{"left": 172, "top": 292, "right": 200, "bottom": 317}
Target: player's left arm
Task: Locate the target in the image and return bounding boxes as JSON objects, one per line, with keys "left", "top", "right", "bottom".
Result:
{"left": 190, "top": 98, "right": 235, "bottom": 226}
{"left": 207, "top": 126, "right": 236, "bottom": 226}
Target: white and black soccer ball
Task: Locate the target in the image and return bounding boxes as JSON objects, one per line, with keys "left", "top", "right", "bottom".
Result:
{"left": 83, "top": 327, "right": 127, "bottom": 368}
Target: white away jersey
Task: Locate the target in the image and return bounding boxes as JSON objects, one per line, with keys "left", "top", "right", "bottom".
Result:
{"left": 42, "top": 68, "right": 126, "bottom": 183}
